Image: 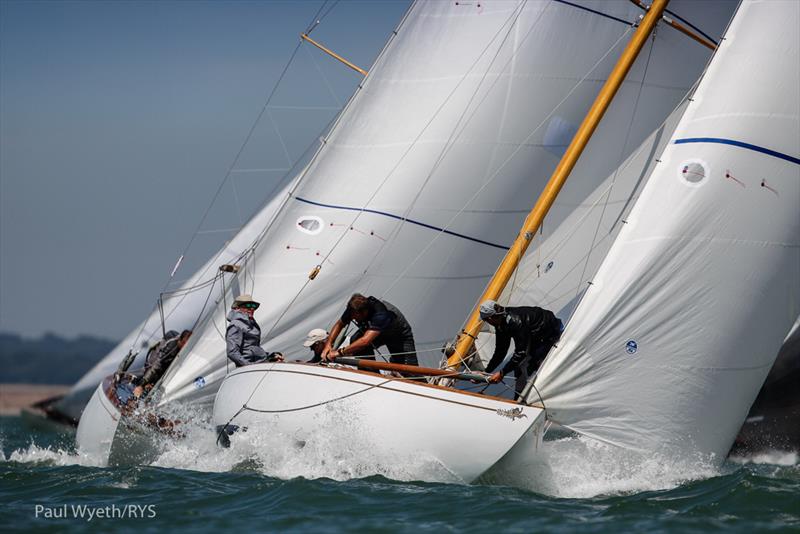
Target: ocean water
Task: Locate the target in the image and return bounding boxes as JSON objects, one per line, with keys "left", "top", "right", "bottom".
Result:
{"left": 1, "top": 414, "right": 798, "bottom": 533}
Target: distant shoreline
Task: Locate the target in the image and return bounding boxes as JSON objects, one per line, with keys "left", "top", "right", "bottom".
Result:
{"left": 0, "top": 384, "right": 70, "bottom": 415}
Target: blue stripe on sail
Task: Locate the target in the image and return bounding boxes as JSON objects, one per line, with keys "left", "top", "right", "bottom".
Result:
{"left": 553, "top": 0, "right": 632, "bottom": 26}
{"left": 674, "top": 138, "right": 800, "bottom": 166}
{"left": 294, "top": 197, "right": 510, "bottom": 251}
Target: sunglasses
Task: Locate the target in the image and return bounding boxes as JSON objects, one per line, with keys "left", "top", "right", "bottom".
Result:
{"left": 240, "top": 302, "right": 259, "bottom": 309}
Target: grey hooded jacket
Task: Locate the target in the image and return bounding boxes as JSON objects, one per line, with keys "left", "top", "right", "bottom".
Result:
{"left": 226, "top": 310, "right": 268, "bottom": 367}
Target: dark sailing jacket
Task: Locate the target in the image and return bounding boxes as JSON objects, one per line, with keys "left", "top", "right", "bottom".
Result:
{"left": 140, "top": 331, "right": 180, "bottom": 386}
{"left": 340, "top": 296, "right": 417, "bottom": 364}
{"left": 485, "top": 306, "right": 562, "bottom": 376}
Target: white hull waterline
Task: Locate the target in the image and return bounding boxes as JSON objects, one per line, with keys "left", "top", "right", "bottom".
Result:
{"left": 213, "top": 362, "right": 544, "bottom": 483}
{"left": 75, "top": 383, "right": 121, "bottom": 463}
{"left": 76, "top": 377, "right": 182, "bottom": 466}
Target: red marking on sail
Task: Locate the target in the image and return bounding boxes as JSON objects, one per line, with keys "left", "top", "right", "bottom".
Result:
{"left": 724, "top": 170, "right": 746, "bottom": 187}
{"left": 761, "top": 179, "right": 779, "bottom": 196}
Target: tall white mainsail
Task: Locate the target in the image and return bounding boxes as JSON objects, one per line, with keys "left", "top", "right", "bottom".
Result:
{"left": 528, "top": 0, "right": 800, "bottom": 460}
{"left": 156, "top": 0, "right": 736, "bottom": 406}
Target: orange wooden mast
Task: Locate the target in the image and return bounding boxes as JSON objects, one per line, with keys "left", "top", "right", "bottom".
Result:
{"left": 446, "top": 0, "right": 671, "bottom": 369}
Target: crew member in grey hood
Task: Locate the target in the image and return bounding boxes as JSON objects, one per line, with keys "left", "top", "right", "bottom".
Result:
{"left": 225, "top": 294, "right": 282, "bottom": 367}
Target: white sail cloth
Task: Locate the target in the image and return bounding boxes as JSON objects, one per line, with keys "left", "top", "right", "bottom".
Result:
{"left": 530, "top": 0, "right": 800, "bottom": 461}
{"left": 56, "top": 180, "right": 293, "bottom": 420}
{"left": 474, "top": 100, "right": 689, "bottom": 369}
{"left": 157, "top": 0, "right": 736, "bottom": 405}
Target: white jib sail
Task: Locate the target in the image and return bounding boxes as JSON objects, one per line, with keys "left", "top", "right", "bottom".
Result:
{"left": 474, "top": 99, "right": 689, "bottom": 368}
{"left": 156, "top": 0, "right": 736, "bottom": 406}
{"left": 530, "top": 0, "right": 800, "bottom": 461}
{"left": 57, "top": 179, "right": 294, "bottom": 419}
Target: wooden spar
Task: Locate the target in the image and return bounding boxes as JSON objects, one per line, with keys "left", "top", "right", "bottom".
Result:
{"left": 332, "top": 357, "right": 489, "bottom": 382}
{"left": 446, "top": 0, "right": 671, "bottom": 369}
{"left": 301, "top": 33, "right": 368, "bottom": 76}
{"left": 628, "top": 0, "right": 716, "bottom": 50}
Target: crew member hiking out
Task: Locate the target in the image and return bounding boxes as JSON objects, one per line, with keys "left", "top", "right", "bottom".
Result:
{"left": 133, "top": 329, "right": 192, "bottom": 398}
{"left": 226, "top": 294, "right": 283, "bottom": 367}
{"left": 481, "top": 299, "right": 563, "bottom": 399}
{"left": 322, "top": 293, "right": 418, "bottom": 366}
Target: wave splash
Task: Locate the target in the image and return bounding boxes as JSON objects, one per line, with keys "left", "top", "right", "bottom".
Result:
{"left": 112, "top": 400, "right": 464, "bottom": 483}
{"left": 492, "top": 433, "right": 726, "bottom": 498}
{"left": 3, "top": 407, "right": 797, "bottom": 499}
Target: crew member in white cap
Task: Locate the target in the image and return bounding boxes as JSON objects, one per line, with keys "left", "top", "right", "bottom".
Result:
{"left": 479, "top": 299, "right": 563, "bottom": 398}
{"left": 302, "top": 328, "right": 328, "bottom": 363}
{"left": 226, "top": 294, "right": 282, "bottom": 367}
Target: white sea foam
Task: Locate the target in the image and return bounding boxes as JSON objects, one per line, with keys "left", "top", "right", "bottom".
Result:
{"left": 7, "top": 400, "right": 795, "bottom": 497}
{"left": 4, "top": 444, "right": 103, "bottom": 468}
{"left": 148, "top": 400, "right": 463, "bottom": 483}
{"left": 729, "top": 450, "right": 798, "bottom": 467}
{"left": 483, "top": 431, "right": 723, "bottom": 498}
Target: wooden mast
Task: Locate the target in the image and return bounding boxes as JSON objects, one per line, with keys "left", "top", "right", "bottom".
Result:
{"left": 446, "top": 0, "right": 671, "bottom": 368}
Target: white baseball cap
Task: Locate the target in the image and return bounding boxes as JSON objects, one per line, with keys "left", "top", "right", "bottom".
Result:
{"left": 302, "top": 328, "right": 328, "bottom": 347}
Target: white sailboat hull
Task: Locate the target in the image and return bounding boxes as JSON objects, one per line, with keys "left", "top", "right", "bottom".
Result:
{"left": 213, "top": 362, "right": 544, "bottom": 483}
{"left": 76, "top": 377, "right": 179, "bottom": 465}
{"left": 75, "top": 384, "right": 121, "bottom": 464}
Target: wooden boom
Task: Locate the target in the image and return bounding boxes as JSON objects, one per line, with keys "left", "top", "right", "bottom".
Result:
{"left": 333, "top": 357, "right": 488, "bottom": 382}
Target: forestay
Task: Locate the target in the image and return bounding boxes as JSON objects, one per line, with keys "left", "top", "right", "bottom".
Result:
{"left": 156, "top": 0, "right": 736, "bottom": 405}
{"left": 55, "top": 180, "right": 294, "bottom": 420}
{"left": 529, "top": 0, "right": 800, "bottom": 461}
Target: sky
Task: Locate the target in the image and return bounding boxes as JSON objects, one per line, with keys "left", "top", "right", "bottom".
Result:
{"left": 0, "top": 0, "right": 410, "bottom": 339}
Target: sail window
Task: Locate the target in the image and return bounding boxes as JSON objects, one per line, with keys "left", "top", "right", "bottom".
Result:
{"left": 679, "top": 160, "right": 708, "bottom": 185}
{"left": 296, "top": 216, "right": 324, "bottom": 235}
{"left": 543, "top": 116, "right": 579, "bottom": 157}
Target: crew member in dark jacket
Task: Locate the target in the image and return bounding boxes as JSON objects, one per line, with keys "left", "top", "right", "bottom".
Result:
{"left": 322, "top": 293, "right": 418, "bottom": 366}
{"left": 226, "top": 294, "right": 282, "bottom": 367}
{"left": 481, "top": 299, "right": 563, "bottom": 398}
{"left": 133, "top": 329, "right": 192, "bottom": 398}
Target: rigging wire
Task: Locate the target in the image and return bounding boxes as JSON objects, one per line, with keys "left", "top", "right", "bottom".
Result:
{"left": 303, "top": 41, "right": 344, "bottom": 108}
{"left": 172, "top": 40, "right": 304, "bottom": 274}
{"left": 376, "top": 24, "right": 636, "bottom": 311}
{"left": 257, "top": 2, "right": 419, "bottom": 339}
{"left": 305, "top": 0, "right": 340, "bottom": 35}
{"left": 360, "top": 0, "right": 536, "bottom": 289}
{"left": 310, "top": 2, "right": 532, "bottom": 278}
{"left": 127, "top": 0, "right": 336, "bottom": 353}
{"left": 260, "top": 1, "right": 531, "bottom": 338}
{"left": 569, "top": 29, "right": 657, "bottom": 310}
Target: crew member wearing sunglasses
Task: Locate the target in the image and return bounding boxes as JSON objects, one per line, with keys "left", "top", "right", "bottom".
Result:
{"left": 225, "top": 294, "right": 283, "bottom": 367}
